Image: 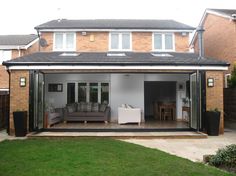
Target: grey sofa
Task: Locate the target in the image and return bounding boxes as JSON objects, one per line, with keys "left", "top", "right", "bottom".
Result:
{"left": 64, "top": 102, "right": 110, "bottom": 123}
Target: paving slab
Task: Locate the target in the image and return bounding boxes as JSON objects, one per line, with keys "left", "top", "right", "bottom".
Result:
{"left": 122, "top": 129, "right": 236, "bottom": 162}
{"left": 0, "top": 130, "right": 27, "bottom": 142}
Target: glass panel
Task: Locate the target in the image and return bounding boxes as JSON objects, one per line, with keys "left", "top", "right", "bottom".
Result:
{"left": 67, "top": 83, "right": 75, "bottom": 104}
{"left": 110, "top": 33, "right": 119, "bottom": 49}
{"left": 122, "top": 33, "right": 130, "bottom": 50}
{"left": 78, "top": 83, "right": 87, "bottom": 102}
{"left": 154, "top": 34, "right": 162, "bottom": 50}
{"left": 165, "top": 34, "right": 173, "bottom": 50}
{"left": 37, "top": 73, "right": 44, "bottom": 129}
{"left": 65, "top": 33, "right": 75, "bottom": 50}
{"left": 101, "top": 83, "right": 109, "bottom": 104}
{"left": 190, "top": 73, "right": 197, "bottom": 129}
{"left": 89, "top": 83, "right": 98, "bottom": 102}
{"left": 55, "top": 33, "right": 63, "bottom": 49}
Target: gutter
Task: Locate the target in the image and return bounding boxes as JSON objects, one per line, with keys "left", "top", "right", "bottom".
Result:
{"left": 2, "top": 61, "right": 230, "bottom": 67}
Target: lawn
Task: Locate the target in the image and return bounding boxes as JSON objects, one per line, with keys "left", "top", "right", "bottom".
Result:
{"left": 0, "top": 138, "right": 234, "bottom": 176}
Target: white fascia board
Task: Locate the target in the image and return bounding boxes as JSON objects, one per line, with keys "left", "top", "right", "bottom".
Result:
{"left": 38, "top": 29, "right": 194, "bottom": 33}
{"left": 0, "top": 45, "right": 26, "bottom": 50}
{"left": 7, "top": 65, "right": 228, "bottom": 71}
{"left": 24, "top": 38, "right": 39, "bottom": 49}
{"left": 0, "top": 88, "right": 9, "bottom": 91}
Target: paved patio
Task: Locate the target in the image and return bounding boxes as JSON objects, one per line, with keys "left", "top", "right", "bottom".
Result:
{"left": 0, "top": 130, "right": 26, "bottom": 142}
{"left": 122, "top": 128, "right": 236, "bottom": 162}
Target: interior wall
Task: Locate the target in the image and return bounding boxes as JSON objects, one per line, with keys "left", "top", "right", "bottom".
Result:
{"left": 110, "top": 74, "right": 144, "bottom": 122}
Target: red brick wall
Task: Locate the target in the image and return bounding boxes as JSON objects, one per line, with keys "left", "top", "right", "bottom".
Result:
{"left": 194, "top": 14, "right": 236, "bottom": 73}
{"left": 0, "top": 41, "right": 38, "bottom": 90}
{"left": 40, "top": 31, "right": 190, "bottom": 52}
{"left": 206, "top": 71, "right": 224, "bottom": 134}
{"left": 9, "top": 70, "right": 29, "bottom": 135}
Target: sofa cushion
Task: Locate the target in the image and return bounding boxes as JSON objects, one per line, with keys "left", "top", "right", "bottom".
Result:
{"left": 80, "top": 102, "right": 87, "bottom": 112}
{"left": 67, "top": 103, "right": 77, "bottom": 113}
{"left": 87, "top": 111, "right": 105, "bottom": 117}
{"left": 99, "top": 104, "right": 107, "bottom": 112}
{"left": 77, "top": 102, "right": 81, "bottom": 111}
{"left": 68, "top": 112, "right": 87, "bottom": 117}
{"left": 86, "top": 102, "right": 92, "bottom": 112}
{"left": 92, "top": 103, "right": 99, "bottom": 112}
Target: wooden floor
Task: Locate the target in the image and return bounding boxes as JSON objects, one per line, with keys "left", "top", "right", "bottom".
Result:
{"left": 50, "top": 120, "right": 189, "bottom": 129}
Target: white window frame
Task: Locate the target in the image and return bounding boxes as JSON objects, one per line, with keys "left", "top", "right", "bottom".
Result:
{"left": 152, "top": 33, "right": 175, "bottom": 52}
{"left": 109, "top": 32, "right": 132, "bottom": 51}
{"left": 75, "top": 82, "right": 110, "bottom": 104}
{"left": 225, "top": 74, "right": 231, "bottom": 88}
{"left": 53, "top": 32, "right": 76, "bottom": 51}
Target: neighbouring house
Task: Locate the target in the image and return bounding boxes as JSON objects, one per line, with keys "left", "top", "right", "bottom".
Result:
{"left": 2, "top": 19, "right": 229, "bottom": 136}
{"left": 191, "top": 9, "right": 236, "bottom": 88}
{"left": 0, "top": 35, "right": 39, "bottom": 94}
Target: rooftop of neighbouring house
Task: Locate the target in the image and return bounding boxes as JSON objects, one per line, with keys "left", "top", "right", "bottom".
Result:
{"left": 2, "top": 52, "right": 229, "bottom": 67}
{"left": 207, "top": 8, "right": 236, "bottom": 18}
{"left": 0, "top": 34, "right": 38, "bottom": 46}
{"left": 35, "top": 19, "right": 195, "bottom": 30}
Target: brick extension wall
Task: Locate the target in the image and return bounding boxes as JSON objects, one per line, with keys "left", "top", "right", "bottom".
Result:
{"left": 205, "top": 71, "right": 224, "bottom": 134}
{"left": 9, "top": 70, "right": 29, "bottom": 135}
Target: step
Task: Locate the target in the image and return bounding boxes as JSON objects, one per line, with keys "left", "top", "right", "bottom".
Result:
{"left": 28, "top": 131, "right": 207, "bottom": 139}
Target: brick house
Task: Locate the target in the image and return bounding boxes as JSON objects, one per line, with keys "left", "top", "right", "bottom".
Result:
{"left": 0, "top": 35, "right": 39, "bottom": 94}
{"left": 191, "top": 9, "right": 236, "bottom": 87}
{"left": 3, "top": 19, "right": 229, "bottom": 135}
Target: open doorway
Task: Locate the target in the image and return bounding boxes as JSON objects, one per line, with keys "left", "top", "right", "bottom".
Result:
{"left": 144, "top": 81, "right": 176, "bottom": 120}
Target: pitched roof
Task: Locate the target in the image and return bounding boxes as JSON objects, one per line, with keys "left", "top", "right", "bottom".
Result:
{"left": 0, "top": 34, "right": 38, "bottom": 46}
{"left": 190, "top": 8, "right": 236, "bottom": 46}
{"left": 3, "top": 52, "right": 229, "bottom": 67}
{"left": 35, "top": 19, "right": 195, "bottom": 30}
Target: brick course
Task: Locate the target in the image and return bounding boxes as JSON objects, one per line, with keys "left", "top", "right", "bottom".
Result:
{"left": 205, "top": 71, "right": 224, "bottom": 134}
{"left": 9, "top": 70, "right": 29, "bottom": 135}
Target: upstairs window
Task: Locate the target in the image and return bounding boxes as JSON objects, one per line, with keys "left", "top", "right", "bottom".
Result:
{"left": 110, "top": 33, "right": 131, "bottom": 51}
{"left": 0, "top": 50, "right": 12, "bottom": 64}
{"left": 54, "top": 33, "right": 76, "bottom": 51}
{"left": 153, "top": 33, "right": 174, "bottom": 51}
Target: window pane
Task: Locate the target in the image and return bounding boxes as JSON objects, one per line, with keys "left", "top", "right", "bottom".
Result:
{"left": 89, "top": 83, "right": 98, "bottom": 102}
{"left": 122, "top": 34, "right": 130, "bottom": 50}
{"left": 78, "top": 83, "right": 87, "bottom": 102}
{"left": 111, "top": 34, "right": 119, "bottom": 49}
{"left": 101, "top": 83, "right": 109, "bottom": 104}
{"left": 0, "top": 50, "right": 11, "bottom": 63}
{"left": 67, "top": 83, "right": 75, "bottom": 104}
{"left": 66, "top": 33, "right": 75, "bottom": 49}
{"left": 55, "top": 33, "right": 63, "bottom": 49}
{"left": 165, "top": 34, "right": 173, "bottom": 50}
{"left": 154, "top": 34, "right": 162, "bottom": 50}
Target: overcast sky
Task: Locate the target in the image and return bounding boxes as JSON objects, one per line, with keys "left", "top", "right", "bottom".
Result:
{"left": 0, "top": 0, "right": 235, "bottom": 34}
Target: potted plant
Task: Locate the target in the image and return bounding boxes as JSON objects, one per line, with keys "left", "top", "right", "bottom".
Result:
{"left": 205, "top": 108, "right": 221, "bottom": 136}
{"left": 13, "top": 110, "right": 27, "bottom": 137}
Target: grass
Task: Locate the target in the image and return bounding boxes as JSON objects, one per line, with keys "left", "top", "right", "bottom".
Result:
{"left": 0, "top": 138, "right": 234, "bottom": 176}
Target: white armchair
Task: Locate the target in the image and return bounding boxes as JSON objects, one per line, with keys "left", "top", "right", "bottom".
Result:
{"left": 118, "top": 107, "right": 141, "bottom": 125}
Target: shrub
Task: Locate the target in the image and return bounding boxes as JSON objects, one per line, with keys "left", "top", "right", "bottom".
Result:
{"left": 209, "top": 144, "right": 236, "bottom": 168}
{"left": 228, "top": 65, "right": 236, "bottom": 88}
